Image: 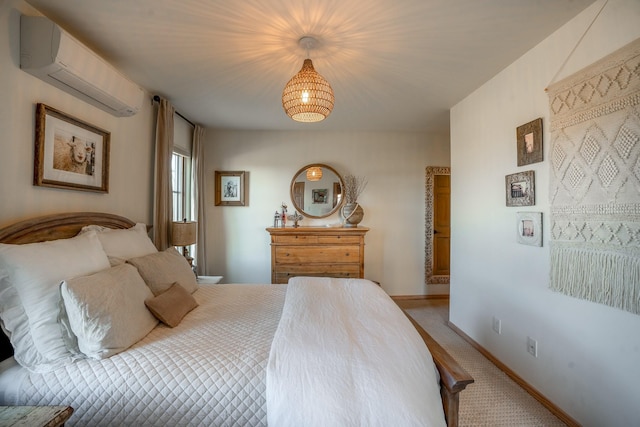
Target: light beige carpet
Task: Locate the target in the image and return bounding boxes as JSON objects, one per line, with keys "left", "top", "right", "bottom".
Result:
{"left": 400, "top": 300, "right": 566, "bottom": 427}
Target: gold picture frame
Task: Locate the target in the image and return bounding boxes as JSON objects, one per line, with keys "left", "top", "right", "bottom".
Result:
{"left": 34, "top": 103, "right": 110, "bottom": 193}
{"left": 516, "top": 118, "right": 543, "bottom": 166}
{"left": 215, "top": 170, "right": 247, "bottom": 206}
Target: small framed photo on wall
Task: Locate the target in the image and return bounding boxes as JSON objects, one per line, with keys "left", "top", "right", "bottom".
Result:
{"left": 215, "top": 171, "right": 247, "bottom": 206}
{"left": 505, "top": 170, "right": 535, "bottom": 207}
{"left": 516, "top": 212, "right": 542, "bottom": 246}
{"left": 516, "top": 118, "right": 543, "bottom": 166}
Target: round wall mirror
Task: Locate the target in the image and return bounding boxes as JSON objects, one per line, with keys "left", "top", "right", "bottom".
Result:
{"left": 290, "top": 163, "right": 344, "bottom": 219}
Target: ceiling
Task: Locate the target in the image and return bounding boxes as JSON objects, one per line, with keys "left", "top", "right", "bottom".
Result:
{"left": 25, "top": 0, "right": 596, "bottom": 133}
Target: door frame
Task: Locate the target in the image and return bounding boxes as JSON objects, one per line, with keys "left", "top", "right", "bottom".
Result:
{"left": 425, "top": 166, "right": 450, "bottom": 285}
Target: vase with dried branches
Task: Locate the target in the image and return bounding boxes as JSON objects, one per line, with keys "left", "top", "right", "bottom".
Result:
{"left": 341, "top": 174, "right": 367, "bottom": 227}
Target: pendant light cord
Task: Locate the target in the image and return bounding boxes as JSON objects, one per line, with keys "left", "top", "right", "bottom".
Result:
{"left": 546, "top": 0, "right": 609, "bottom": 91}
{"left": 301, "top": 37, "right": 313, "bottom": 59}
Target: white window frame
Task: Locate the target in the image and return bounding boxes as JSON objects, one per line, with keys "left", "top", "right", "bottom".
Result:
{"left": 172, "top": 113, "right": 195, "bottom": 261}
{"left": 172, "top": 151, "right": 192, "bottom": 222}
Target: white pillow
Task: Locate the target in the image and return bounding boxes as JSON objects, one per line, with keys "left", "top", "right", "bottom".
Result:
{"left": 81, "top": 223, "right": 157, "bottom": 266}
{"left": 60, "top": 263, "right": 158, "bottom": 359}
{"left": 0, "top": 231, "right": 110, "bottom": 372}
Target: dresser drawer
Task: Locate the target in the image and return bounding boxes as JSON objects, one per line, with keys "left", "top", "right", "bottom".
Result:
{"left": 272, "top": 234, "right": 362, "bottom": 245}
{"left": 273, "top": 235, "right": 319, "bottom": 244}
{"left": 274, "top": 264, "right": 360, "bottom": 284}
{"left": 317, "top": 235, "right": 361, "bottom": 244}
{"left": 275, "top": 246, "right": 360, "bottom": 264}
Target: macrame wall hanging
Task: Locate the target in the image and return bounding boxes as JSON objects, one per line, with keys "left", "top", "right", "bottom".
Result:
{"left": 546, "top": 36, "right": 640, "bottom": 315}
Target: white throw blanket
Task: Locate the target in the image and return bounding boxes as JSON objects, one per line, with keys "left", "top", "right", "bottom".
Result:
{"left": 266, "top": 277, "right": 445, "bottom": 427}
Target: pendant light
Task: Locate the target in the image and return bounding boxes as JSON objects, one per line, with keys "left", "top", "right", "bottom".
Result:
{"left": 306, "top": 166, "right": 323, "bottom": 181}
{"left": 282, "top": 36, "right": 334, "bottom": 123}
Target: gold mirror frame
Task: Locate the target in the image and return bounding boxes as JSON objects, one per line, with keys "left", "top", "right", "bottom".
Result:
{"left": 290, "top": 163, "right": 344, "bottom": 219}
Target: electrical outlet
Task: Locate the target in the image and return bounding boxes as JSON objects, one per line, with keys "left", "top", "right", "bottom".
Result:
{"left": 527, "top": 336, "right": 538, "bottom": 357}
{"left": 492, "top": 316, "right": 502, "bottom": 334}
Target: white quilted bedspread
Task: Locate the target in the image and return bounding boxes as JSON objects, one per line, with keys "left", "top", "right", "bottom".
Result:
{"left": 7, "top": 284, "right": 286, "bottom": 427}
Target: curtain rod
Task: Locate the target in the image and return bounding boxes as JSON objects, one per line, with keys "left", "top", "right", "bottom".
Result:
{"left": 152, "top": 95, "right": 196, "bottom": 128}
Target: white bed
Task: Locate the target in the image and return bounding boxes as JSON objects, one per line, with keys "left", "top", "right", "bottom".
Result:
{"left": 0, "top": 212, "right": 472, "bottom": 426}
{"left": 2, "top": 284, "right": 285, "bottom": 426}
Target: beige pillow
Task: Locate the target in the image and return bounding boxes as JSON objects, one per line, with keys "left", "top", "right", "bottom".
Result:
{"left": 127, "top": 247, "right": 198, "bottom": 296}
{"left": 145, "top": 283, "right": 198, "bottom": 327}
{"left": 80, "top": 223, "right": 158, "bottom": 266}
{"left": 60, "top": 264, "right": 158, "bottom": 359}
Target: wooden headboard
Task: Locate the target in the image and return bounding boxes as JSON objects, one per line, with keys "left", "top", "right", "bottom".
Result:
{"left": 0, "top": 212, "right": 137, "bottom": 361}
{"left": 0, "top": 212, "right": 136, "bottom": 244}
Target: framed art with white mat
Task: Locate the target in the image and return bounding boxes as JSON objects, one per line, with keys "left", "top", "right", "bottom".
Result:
{"left": 34, "top": 103, "right": 110, "bottom": 193}
{"left": 516, "top": 212, "right": 542, "bottom": 247}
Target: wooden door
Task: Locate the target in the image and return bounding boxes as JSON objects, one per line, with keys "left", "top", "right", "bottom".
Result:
{"left": 293, "top": 182, "right": 305, "bottom": 210}
{"left": 432, "top": 174, "right": 450, "bottom": 276}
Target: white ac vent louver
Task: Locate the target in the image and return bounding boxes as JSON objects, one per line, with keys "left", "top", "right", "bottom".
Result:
{"left": 20, "top": 15, "right": 144, "bottom": 117}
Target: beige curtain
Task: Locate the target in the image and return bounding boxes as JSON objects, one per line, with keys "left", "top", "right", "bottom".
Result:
{"left": 192, "top": 125, "right": 207, "bottom": 275}
{"left": 153, "top": 98, "right": 175, "bottom": 250}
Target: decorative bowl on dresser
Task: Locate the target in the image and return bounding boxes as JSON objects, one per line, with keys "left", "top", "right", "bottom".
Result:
{"left": 267, "top": 226, "right": 369, "bottom": 284}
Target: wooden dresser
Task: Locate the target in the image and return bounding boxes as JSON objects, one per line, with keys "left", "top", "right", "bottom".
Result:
{"left": 267, "top": 227, "right": 369, "bottom": 284}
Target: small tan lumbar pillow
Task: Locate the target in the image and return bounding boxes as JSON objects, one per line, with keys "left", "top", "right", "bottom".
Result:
{"left": 145, "top": 282, "right": 199, "bottom": 327}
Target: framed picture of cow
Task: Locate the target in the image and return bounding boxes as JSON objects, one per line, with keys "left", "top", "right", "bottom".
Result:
{"left": 34, "top": 103, "right": 110, "bottom": 193}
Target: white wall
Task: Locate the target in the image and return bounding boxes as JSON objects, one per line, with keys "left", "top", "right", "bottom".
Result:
{"left": 0, "top": 0, "right": 155, "bottom": 228}
{"left": 0, "top": 0, "right": 446, "bottom": 299}
{"left": 449, "top": 0, "right": 640, "bottom": 425}
{"left": 203, "top": 130, "right": 450, "bottom": 296}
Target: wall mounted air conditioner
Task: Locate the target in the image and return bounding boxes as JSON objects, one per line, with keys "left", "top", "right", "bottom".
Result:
{"left": 20, "top": 15, "right": 144, "bottom": 117}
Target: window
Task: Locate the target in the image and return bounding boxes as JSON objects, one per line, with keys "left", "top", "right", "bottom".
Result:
{"left": 171, "top": 114, "right": 195, "bottom": 261}
{"left": 172, "top": 152, "right": 190, "bottom": 222}
{"left": 172, "top": 114, "right": 194, "bottom": 222}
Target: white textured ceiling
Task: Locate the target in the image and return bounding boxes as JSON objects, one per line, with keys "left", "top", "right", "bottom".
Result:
{"left": 25, "top": 0, "right": 595, "bottom": 133}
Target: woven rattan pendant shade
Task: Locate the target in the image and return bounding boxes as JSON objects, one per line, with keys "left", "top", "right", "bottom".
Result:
{"left": 306, "top": 166, "right": 323, "bottom": 181}
{"left": 282, "top": 58, "right": 334, "bottom": 123}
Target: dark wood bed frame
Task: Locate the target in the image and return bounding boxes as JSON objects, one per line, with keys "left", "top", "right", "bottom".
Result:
{"left": 0, "top": 212, "right": 473, "bottom": 427}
